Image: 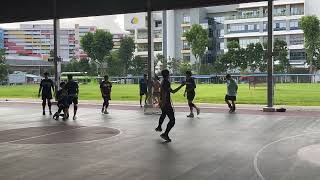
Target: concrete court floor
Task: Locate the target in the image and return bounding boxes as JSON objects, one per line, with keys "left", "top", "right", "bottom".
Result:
{"left": 1, "top": 101, "right": 320, "bottom": 180}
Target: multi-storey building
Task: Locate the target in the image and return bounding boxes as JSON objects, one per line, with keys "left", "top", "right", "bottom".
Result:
{"left": 124, "top": 12, "right": 163, "bottom": 60}
{"left": 0, "top": 29, "right": 3, "bottom": 49}
{"left": 2, "top": 24, "right": 123, "bottom": 61}
{"left": 126, "top": 0, "right": 317, "bottom": 68}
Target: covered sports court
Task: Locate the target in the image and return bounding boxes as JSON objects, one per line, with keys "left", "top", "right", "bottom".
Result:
{"left": 1, "top": 0, "right": 320, "bottom": 180}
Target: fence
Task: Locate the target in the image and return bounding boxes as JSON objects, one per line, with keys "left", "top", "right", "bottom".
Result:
{"left": 107, "top": 74, "right": 320, "bottom": 84}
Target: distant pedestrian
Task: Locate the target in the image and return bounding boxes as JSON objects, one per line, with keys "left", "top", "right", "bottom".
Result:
{"left": 153, "top": 75, "right": 161, "bottom": 107}
{"left": 100, "top": 75, "right": 112, "bottom": 114}
{"left": 139, "top": 74, "right": 148, "bottom": 107}
{"left": 225, "top": 74, "right": 238, "bottom": 113}
{"left": 38, "top": 72, "right": 54, "bottom": 115}
{"left": 184, "top": 71, "right": 200, "bottom": 118}
{"left": 53, "top": 82, "right": 69, "bottom": 121}
{"left": 155, "top": 69, "right": 185, "bottom": 142}
{"left": 65, "top": 75, "right": 79, "bottom": 120}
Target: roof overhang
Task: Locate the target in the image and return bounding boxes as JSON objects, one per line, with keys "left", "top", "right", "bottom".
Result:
{"left": 1, "top": 0, "right": 267, "bottom": 23}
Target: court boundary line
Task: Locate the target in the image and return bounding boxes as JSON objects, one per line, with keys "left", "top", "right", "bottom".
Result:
{"left": 254, "top": 131, "right": 320, "bottom": 180}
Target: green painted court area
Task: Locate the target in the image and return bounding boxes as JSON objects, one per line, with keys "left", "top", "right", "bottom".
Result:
{"left": 0, "top": 83, "right": 319, "bottom": 106}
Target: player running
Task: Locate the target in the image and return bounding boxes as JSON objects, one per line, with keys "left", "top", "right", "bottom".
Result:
{"left": 38, "top": 72, "right": 54, "bottom": 115}
{"left": 155, "top": 69, "right": 185, "bottom": 142}
{"left": 184, "top": 71, "right": 200, "bottom": 118}
{"left": 65, "top": 75, "right": 79, "bottom": 120}
{"left": 100, "top": 75, "right": 112, "bottom": 114}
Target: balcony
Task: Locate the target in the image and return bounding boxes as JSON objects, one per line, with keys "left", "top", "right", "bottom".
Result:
{"left": 226, "top": 14, "right": 260, "bottom": 20}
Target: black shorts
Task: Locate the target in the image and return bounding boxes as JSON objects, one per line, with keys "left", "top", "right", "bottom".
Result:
{"left": 187, "top": 92, "right": 195, "bottom": 101}
{"left": 140, "top": 91, "right": 147, "bottom": 96}
{"left": 225, "top": 95, "right": 236, "bottom": 101}
{"left": 102, "top": 95, "right": 111, "bottom": 101}
{"left": 68, "top": 96, "right": 78, "bottom": 105}
{"left": 42, "top": 94, "right": 52, "bottom": 100}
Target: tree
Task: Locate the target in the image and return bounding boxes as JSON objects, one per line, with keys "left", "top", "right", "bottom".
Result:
{"left": 105, "top": 50, "right": 124, "bottom": 76}
{"left": 246, "top": 43, "right": 265, "bottom": 73}
{"left": 184, "top": 24, "right": 208, "bottom": 74}
{"left": 167, "top": 58, "right": 180, "bottom": 75}
{"left": 273, "top": 39, "right": 290, "bottom": 73}
{"left": 0, "top": 49, "right": 8, "bottom": 83}
{"left": 300, "top": 16, "right": 320, "bottom": 73}
{"left": 180, "top": 60, "right": 192, "bottom": 75}
{"left": 80, "top": 30, "right": 114, "bottom": 75}
{"left": 130, "top": 56, "right": 145, "bottom": 76}
{"left": 118, "top": 36, "right": 135, "bottom": 76}
{"left": 213, "top": 55, "right": 228, "bottom": 74}
{"left": 61, "top": 58, "right": 97, "bottom": 76}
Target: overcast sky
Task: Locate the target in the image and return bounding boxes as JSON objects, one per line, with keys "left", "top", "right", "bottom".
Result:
{"left": 0, "top": 14, "right": 125, "bottom": 33}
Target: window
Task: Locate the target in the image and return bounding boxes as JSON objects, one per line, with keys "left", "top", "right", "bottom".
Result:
{"left": 219, "top": 29, "right": 224, "bottom": 37}
{"left": 154, "top": 42, "right": 162, "bottom": 51}
{"left": 214, "top": 16, "right": 224, "bottom": 24}
{"left": 291, "top": 5, "right": 304, "bottom": 15}
{"left": 220, "top": 42, "right": 225, "bottom": 50}
{"left": 239, "top": 38, "right": 259, "bottom": 48}
{"left": 290, "top": 34, "right": 304, "bottom": 45}
{"left": 228, "top": 24, "right": 245, "bottom": 33}
{"left": 274, "top": 21, "right": 286, "bottom": 31}
{"left": 208, "top": 28, "right": 214, "bottom": 38}
{"left": 274, "top": 35, "right": 286, "bottom": 42}
{"left": 274, "top": 6, "right": 286, "bottom": 16}
{"left": 183, "top": 55, "right": 191, "bottom": 61}
{"left": 155, "top": 20, "right": 162, "bottom": 28}
{"left": 182, "top": 27, "right": 190, "bottom": 34}
{"left": 183, "top": 14, "right": 190, "bottom": 23}
{"left": 182, "top": 40, "right": 190, "bottom": 50}
{"left": 290, "top": 20, "right": 300, "bottom": 30}
{"left": 290, "top": 50, "right": 306, "bottom": 60}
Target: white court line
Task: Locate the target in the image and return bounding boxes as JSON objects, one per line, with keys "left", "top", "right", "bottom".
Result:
{"left": 254, "top": 131, "right": 320, "bottom": 180}
{"left": 0, "top": 101, "right": 255, "bottom": 110}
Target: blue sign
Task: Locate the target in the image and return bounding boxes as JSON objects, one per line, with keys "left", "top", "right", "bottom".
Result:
{"left": 0, "top": 29, "right": 3, "bottom": 49}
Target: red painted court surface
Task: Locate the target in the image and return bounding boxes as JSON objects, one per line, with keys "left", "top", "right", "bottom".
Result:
{"left": 1, "top": 101, "right": 320, "bottom": 180}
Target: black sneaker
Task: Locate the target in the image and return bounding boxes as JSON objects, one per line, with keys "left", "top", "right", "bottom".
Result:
{"left": 42, "top": 111, "right": 45, "bottom": 115}
{"left": 155, "top": 127, "right": 162, "bottom": 132}
{"left": 160, "top": 133, "right": 171, "bottom": 142}
{"left": 49, "top": 111, "right": 52, "bottom": 115}
{"left": 187, "top": 113, "right": 194, "bottom": 118}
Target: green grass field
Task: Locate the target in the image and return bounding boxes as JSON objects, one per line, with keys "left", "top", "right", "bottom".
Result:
{"left": 0, "top": 83, "right": 319, "bottom": 106}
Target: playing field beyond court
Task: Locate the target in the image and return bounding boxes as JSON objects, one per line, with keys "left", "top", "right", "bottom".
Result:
{"left": 0, "top": 83, "right": 320, "bottom": 106}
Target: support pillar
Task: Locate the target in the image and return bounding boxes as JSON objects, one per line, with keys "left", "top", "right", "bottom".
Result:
{"left": 53, "top": 0, "right": 61, "bottom": 98}
{"left": 162, "top": 10, "right": 168, "bottom": 69}
{"left": 263, "top": 0, "right": 276, "bottom": 112}
{"left": 144, "top": 0, "right": 159, "bottom": 114}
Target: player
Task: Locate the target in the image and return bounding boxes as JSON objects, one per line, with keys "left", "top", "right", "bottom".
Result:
{"left": 155, "top": 69, "right": 185, "bottom": 142}
{"left": 38, "top": 72, "right": 54, "bottom": 115}
{"left": 184, "top": 71, "right": 200, "bottom": 118}
{"left": 100, "top": 75, "right": 112, "bottom": 114}
{"left": 139, "top": 74, "right": 148, "bottom": 107}
{"left": 65, "top": 75, "right": 79, "bottom": 120}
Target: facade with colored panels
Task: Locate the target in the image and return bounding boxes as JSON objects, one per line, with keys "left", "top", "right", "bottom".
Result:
{"left": 3, "top": 24, "right": 122, "bottom": 61}
{"left": 0, "top": 29, "right": 4, "bottom": 49}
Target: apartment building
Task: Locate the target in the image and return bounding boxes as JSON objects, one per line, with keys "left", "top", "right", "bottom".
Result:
{"left": 124, "top": 12, "right": 163, "bottom": 60}
{"left": 125, "top": 0, "right": 318, "bottom": 68}
{"left": 2, "top": 24, "right": 123, "bottom": 61}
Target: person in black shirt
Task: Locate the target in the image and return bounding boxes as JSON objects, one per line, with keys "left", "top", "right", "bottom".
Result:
{"left": 65, "top": 75, "right": 79, "bottom": 120}
{"left": 100, "top": 75, "right": 112, "bottom": 114}
{"left": 53, "top": 82, "right": 69, "bottom": 121}
{"left": 139, "top": 74, "right": 148, "bottom": 107}
{"left": 184, "top": 71, "right": 200, "bottom": 118}
{"left": 38, "top": 72, "right": 54, "bottom": 115}
{"left": 155, "top": 69, "right": 185, "bottom": 142}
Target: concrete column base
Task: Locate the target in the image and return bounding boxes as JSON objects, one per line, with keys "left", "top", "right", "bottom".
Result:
{"left": 263, "top": 107, "right": 276, "bottom": 112}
